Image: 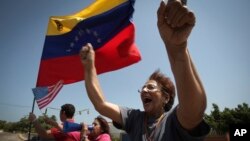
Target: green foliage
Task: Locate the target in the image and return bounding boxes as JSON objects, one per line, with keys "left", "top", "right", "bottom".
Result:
{"left": 205, "top": 103, "right": 250, "bottom": 135}
{"left": 36, "top": 115, "right": 56, "bottom": 130}
{"left": 1, "top": 115, "right": 57, "bottom": 133}
{"left": 0, "top": 120, "right": 7, "bottom": 129}
{"left": 15, "top": 116, "right": 30, "bottom": 132}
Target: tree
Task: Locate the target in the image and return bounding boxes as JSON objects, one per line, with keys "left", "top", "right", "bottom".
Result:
{"left": 0, "top": 120, "right": 7, "bottom": 129}
{"left": 16, "top": 116, "right": 30, "bottom": 132}
{"left": 205, "top": 103, "right": 250, "bottom": 135}
{"left": 36, "top": 115, "right": 57, "bottom": 131}
{"left": 0, "top": 115, "right": 57, "bottom": 133}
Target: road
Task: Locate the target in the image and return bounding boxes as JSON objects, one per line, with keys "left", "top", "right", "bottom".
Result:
{"left": 0, "top": 132, "right": 22, "bottom": 141}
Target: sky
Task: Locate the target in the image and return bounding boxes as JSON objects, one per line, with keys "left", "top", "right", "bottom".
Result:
{"left": 0, "top": 0, "right": 250, "bottom": 125}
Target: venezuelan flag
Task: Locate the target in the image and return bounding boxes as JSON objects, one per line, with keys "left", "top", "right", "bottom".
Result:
{"left": 36, "top": 0, "right": 141, "bottom": 86}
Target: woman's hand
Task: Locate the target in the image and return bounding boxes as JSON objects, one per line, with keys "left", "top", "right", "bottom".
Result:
{"left": 157, "top": 1, "right": 195, "bottom": 47}
{"left": 79, "top": 43, "right": 95, "bottom": 69}
{"left": 80, "top": 123, "right": 89, "bottom": 141}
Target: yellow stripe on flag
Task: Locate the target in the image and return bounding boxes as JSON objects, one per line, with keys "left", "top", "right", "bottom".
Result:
{"left": 47, "top": 0, "right": 127, "bottom": 36}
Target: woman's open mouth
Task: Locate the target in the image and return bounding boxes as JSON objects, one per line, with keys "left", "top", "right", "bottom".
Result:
{"left": 143, "top": 97, "right": 152, "bottom": 106}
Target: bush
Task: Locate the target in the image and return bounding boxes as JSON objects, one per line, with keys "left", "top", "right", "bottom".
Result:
{"left": 205, "top": 103, "right": 250, "bottom": 135}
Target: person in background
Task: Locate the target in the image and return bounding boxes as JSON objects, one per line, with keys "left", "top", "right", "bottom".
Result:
{"left": 81, "top": 116, "right": 111, "bottom": 141}
{"left": 80, "top": 0, "right": 210, "bottom": 140}
{"left": 29, "top": 103, "right": 80, "bottom": 141}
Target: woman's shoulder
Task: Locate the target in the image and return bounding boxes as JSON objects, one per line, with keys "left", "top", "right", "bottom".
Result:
{"left": 119, "top": 106, "right": 144, "bottom": 116}
{"left": 100, "top": 133, "right": 110, "bottom": 136}
{"left": 97, "top": 133, "right": 111, "bottom": 140}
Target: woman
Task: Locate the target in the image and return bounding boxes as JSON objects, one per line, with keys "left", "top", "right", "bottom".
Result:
{"left": 81, "top": 116, "right": 111, "bottom": 141}
{"left": 80, "top": 0, "right": 210, "bottom": 140}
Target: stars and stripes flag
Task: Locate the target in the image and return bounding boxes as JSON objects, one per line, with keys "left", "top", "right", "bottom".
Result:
{"left": 32, "top": 80, "right": 63, "bottom": 109}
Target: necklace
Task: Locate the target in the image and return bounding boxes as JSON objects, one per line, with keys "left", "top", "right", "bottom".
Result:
{"left": 143, "top": 113, "right": 165, "bottom": 141}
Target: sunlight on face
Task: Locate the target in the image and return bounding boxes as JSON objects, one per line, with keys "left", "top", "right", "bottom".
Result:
{"left": 140, "top": 80, "right": 165, "bottom": 115}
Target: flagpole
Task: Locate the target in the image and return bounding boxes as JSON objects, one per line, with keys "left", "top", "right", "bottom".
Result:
{"left": 28, "top": 97, "right": 36, "bottom": 141}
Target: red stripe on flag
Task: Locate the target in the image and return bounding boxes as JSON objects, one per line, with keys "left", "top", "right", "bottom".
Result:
{"left": 36, "top": 80, "right": 63, "bottom": 109}
{"left": 37, "top": 23, "right": 141, "bottom": 86}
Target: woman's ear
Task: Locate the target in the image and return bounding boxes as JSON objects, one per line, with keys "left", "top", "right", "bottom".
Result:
{"left": 164, "top": 93, "right": 170, "bottom": 104}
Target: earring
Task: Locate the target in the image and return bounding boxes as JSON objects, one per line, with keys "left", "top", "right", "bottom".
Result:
{"left": 165, "top": 99, "right": 169, "bottom": 104}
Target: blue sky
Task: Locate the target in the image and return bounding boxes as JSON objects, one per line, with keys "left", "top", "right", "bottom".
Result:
{"left": 0, "top": 0, "right": 249, "bottom": 124}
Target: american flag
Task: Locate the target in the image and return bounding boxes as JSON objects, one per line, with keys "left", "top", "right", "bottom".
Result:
{"left": 32, "top": 80, "right": 63, "bottom": 109}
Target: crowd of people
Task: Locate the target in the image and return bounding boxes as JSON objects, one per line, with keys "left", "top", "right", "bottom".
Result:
{"left": 29, "top": 0, "right": 210, "bottom": 140}
{"left": 29, "top": 104, "right": 111, "bottom": 141}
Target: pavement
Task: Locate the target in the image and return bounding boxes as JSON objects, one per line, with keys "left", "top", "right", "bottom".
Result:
{"left": 0, "top": 131, "right": 41, "bottom": 141}
{"left": 0, "top": 132, "right": 23, "bottom": 141}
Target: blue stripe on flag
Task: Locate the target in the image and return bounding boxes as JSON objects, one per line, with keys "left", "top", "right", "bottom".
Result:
{"left": 42, "top": 1, "right": 133, "bottom": 60}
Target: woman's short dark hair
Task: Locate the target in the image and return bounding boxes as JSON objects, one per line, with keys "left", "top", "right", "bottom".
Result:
{"left": 149, "top": 70, "right": 176, "bottom": 112}
{"left": 61, "top": 104, "right": 75, "bottom": 118}
{"left": 96, "top": 116, "right": 110, "bottom": 135}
